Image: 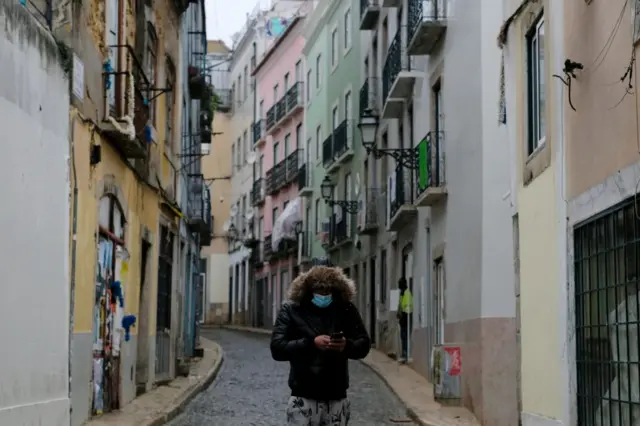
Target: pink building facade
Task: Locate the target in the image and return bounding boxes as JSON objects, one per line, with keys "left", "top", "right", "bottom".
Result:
{"left": 252, "top": 18, "right": 305, "bottom": 323}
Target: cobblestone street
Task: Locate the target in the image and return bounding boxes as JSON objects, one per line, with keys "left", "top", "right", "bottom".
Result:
{"left": 166, "top": 328, "right": 415, "bottom": 425}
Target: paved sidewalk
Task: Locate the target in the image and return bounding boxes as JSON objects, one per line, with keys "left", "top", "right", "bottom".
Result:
{"left": 84, "top": 337, "right": 224, "bottom": 426}
{"left": 218, "top": 325, "right": 479, "bottom": 426}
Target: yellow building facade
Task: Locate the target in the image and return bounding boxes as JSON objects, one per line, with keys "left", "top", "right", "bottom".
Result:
{"left": 59, "top": 0, "right": 188, "bottom": 423}
{"left": 502, "top": 0, "right": 569, "bottom": 425}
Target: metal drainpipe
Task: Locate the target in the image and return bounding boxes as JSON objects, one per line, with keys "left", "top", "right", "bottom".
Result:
{"left": 68, "top": 111, "right": 79, "bottom": 413}
{"left": 250, "top": 41, "right": 257, "bottom": 327}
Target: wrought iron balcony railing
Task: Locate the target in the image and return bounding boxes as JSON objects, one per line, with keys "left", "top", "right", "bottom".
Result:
{"left": 297, "top": 162, "right": 312, "bottom": 193}
{"left": 275, "top": 98, "right": 287, "bottom": 122}
{"left": 285, "top": 82, "right": 304, "bottom": 112}
{"left": 300, "top": 231, "right": 311, "bottom": 258}
{"left": 407, "top": 0, "right": 448, "bottom": 56}
{"left": 187, "top": 174, "right": 207, "bottom": 232}
{"left": 200, "top": 187, "right": 213, "bottom": 246}
{"left": 389, "top": 165, "right": 416, "bottom": 219}
{"left": 360, "top": 77, "right": 379, "bottom": 115}
{"left": 251, "top": 178, "right": 266, "bottom": 206}
{"left": 383, "top": 31, "right": 411, "bottom": 102}
{"left": 264, "top": 234, "right": 273, "bottom": 261}
{"left": 285, "top": 149, "right": 301, "bottom": 184}
{"left": 322, "top": 120, "right": 353, "bottom": 170}
{"left": 332, "top": 216, "right": 349, "bottom": 245}
{"left": 359, "top": 0, "right": 380, "bottom": 30}
{"left": 274, "top": 160, "right": 287, "bottom": 191}
{"left": 252, "top": 119, "right": 265, "bottom": 145}
{"left": 358, "top": 188, "right": 383, "bottom": 234}
{"left": 266, "top": 168, "right": 277, "bottom": 195}
{"left": 266, "top": 106, "right": 276, "bottom": 130}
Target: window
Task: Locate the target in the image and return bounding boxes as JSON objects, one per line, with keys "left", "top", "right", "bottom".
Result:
{"left": 236, "top": 137, "right": 241, "bottom": 168}
{"left": 283, "top": 200, "right": 289, "bottom": 210}
{"left": 306, "top": 69, "right": 312, "bottom": 101}
{"left": 285, "top": 133, "right": 291, "bottom": 157}
{"left": 332, "top": 106, "right": 339, "bottom": 130}
{"left": 165, "top": 57, "right": 176, "bottom": 151}
{"left": 238, "top": 75, "right": 242, "bottom": 105}
{"left": 231, "top": 143, "right": 236, "bottom": 173}
{"left": 244, "top": 65, "right": 248, "bottom": 99}
{"left": 259, "top": 154, "right": 264, "bottom": 177}
{"left": 284, "top": 72, "right": 290, "bottom": 91}
{"left": 274, "top": 84, "right": 279, "bottom": 102}
{"left": 344, "top": 91, "right": 352, "bottom": 120}
{"left": 316, "top": 125, "right": 322, "bottom": 159}
{"left": 316, "top": 54, "right": 321, "bottom": 89}
{"left": 243, "top": 130, "right": 248, "bottom": 163}
{"left": 231, "top": 83, "right": 236, "bottom": 111}
{"left": 527, "top": 14, "right": 545, "bottom": 155}
{"left": 315, "top": 198, "right": 320, "bottom": 232}
{"left": 273, "top": 141, "right": 279, "bottom": 164}
{"left": 574, "top": 199, "right": 640, "bottom": 426}
{"left": 306, "top": 138, "right": 311, "bottom": 163}
{"left": 344, "top": 9, "right": 351, "bottom": 51}
{"left": 258, "top": 216, "right": 264, "bottom": 241}
{"left": 331, "top": 28, "right": 338, "bottom": 68}
{"left": 295, "top": 59, "right": 303, "bottom": 82}
{"left": 380, "top": 249, "right": 387, "bottom": 303}
{"left": 241, "top": 196, "right": 247, "bottom": 230}
{"left": 296, "top": 123, "right": 303, "bottom": 146}
{"left": 272, "top": 207, "right": 279, "bottom": 227}
{"left": 259, "top": 99, "right": 264, "bottom": 118}
{"left": 146, "top": 23, "right": 158, "bottom": 126}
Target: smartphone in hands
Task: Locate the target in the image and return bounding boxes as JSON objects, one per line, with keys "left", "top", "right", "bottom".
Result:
{"left": 330, "top": 331, "right": 344, "bottom": 341}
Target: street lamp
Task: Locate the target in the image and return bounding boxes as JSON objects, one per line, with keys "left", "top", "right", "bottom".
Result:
{"left": 357, "top": 108, "right": 379, "bottom": 152}
{"left": 358, "top": 108, "right": 417, "bottom": 170}
{"left": 320, "top": 176, "right": 359, "bottom": 215}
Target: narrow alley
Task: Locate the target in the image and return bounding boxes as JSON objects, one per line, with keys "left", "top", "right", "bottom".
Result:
{"left": 166, "top": 329, "right": 415, "bottom": 425}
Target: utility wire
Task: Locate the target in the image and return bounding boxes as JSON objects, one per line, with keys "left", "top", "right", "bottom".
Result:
{"left": 588, "top": 0, "right": 627, "bottom": 74}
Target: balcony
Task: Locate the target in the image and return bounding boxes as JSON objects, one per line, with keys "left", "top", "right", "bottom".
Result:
{"left": 360, "top": 0, "right": 380, "bottom": 30}
{"left": 285, "top": 82, "right": 304, "bottom": 115}
{"left": 359, "top": 77, "right": 380, "bottom": 116}
{"left": 297, "top": 162, "right": 313, "bottom": 196}
{"left": 251, "top": 241, "right": 264, "bottom": 268}
{"left": 200, "top": 187, "right": 213, "bottom": 246}
{"left": 322, "top": 120, "right": 355, "bottom": 174}
{"left": 251, "top": 178, "right": 266, "bottom": 206}
{"left": 407, "top": 0, "right": 448, "bottom": 56}
{"left": 264, "top": 234, "right": 274, "bottom": 261}
{"left": 285, "top": 149, "right": 301, "bottom": 185}
{"left": 100, "top": 44, "right": 150, "bottom": 158}
{"left": 382, "top": 31, "right": 420, "bottom": 119}
{"left": 266, "top": 82, "right": 304, "bottom": 135}
{"left": 357, "top": 188, "right": 383, "bottom": 235}
{"left": 381, "top": 0, "right": 401, "bottom": 8}
{"left": 326, "top": 214, "right": 353, "bottom": 251}
{"left": 188, "top": 64, "right": 208, "bottom": 100}
{"left": 187, "top": 174, "right": 208, "bottom": 233}
{"left": 414, "top": 131, "right": 446, "bottom": 206}
{"left": 266, "top": 168, "right": 277, "bottom": 195}
{"left": 388, "top": 165, "right": 418, "bottom": 231}
{"left": 213, "top": 88, "right": 232, "bottom": 112}
{"left": 274, "top": 160, "right": 287, "bottom": 191}
{"left": 252, "top": 119, "right": 266, "bottom": 147}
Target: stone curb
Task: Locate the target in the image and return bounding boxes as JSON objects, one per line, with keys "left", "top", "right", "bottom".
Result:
{"left": 145, "top": 340, "right": 225, "bottom": 426}
{"left": 216, "top": 325, "right": 430, "bottom": 426}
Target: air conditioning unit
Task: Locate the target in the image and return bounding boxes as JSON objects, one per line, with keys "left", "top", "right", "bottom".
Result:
{"left": 432, "top": 344, "right": 462, "bottom": 404}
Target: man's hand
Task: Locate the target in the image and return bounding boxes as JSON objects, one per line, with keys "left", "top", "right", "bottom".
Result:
{"left": 328, "top": 337, "right": 346, "bottom": 352}
{"left": 314, "top": 335, "right": 332, "bottom": 350}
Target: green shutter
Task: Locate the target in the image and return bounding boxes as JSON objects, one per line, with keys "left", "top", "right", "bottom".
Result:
{"left": 418, "top": 136, "right": 429, "bottom": 189}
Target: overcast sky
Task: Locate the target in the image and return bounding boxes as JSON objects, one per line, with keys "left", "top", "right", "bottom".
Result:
{"left": 205, "top": 0, "right": 266, "bottom": 47}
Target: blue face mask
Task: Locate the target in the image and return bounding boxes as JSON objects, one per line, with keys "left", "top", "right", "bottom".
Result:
{"left": 312, "top": 293, "right": 333, "bottom": 308}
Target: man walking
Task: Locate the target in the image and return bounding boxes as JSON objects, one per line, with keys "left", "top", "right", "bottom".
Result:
{"left": 396, "top": 277, "right": 412, "bottom": 363}
{"left": 270, "top": 265, "right": 371, "bottom": 425}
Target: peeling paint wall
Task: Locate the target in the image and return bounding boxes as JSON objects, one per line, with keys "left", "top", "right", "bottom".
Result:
{"left": 0, "top": 2, "right": 70, "bottom": 425}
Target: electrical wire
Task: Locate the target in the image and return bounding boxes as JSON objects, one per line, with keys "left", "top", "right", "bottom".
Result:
{"left": 587, "top": 0, "right": 627, "bottom": 74}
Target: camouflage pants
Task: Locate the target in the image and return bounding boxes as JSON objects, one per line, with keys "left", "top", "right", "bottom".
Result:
{"left": 286, "top": 396, "right": 350, "bottom": 426}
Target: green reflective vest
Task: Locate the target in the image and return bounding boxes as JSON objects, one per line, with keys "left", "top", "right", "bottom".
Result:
{"left": 399, "top": 289, "right": 413, "bottom": 314}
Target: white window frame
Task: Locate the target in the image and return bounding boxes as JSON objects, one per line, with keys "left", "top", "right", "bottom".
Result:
{"left": 331, "top": 100, "right": 340, "bottom": 131}
{"left": 331, "top": 24, "right": 339, "bottom": 72}
{"left": 344, "top": 85, "right": 352, "bottom": 121}
{"left": 526, "top": 14, "right": 545, "bottom": 156}
{"left": 316, "top": 54, "right": 322, "bottom": 91}
{"left": 343, "top": 8, "right": 352, "bottom": 55}
{"left": 316, "top": 124, "right": 322, "bottom": 161}
{"left": 306, "top": 69, "right": 312, "bottom": 103}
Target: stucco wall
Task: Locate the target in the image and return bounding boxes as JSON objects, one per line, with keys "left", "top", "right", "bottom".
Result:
{"left": 0, "top": 3, "right": 70, "bottom": 425}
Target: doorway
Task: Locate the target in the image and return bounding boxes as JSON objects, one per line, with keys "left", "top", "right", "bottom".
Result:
{"left": 369, "top": 256, "right": 376, "bottom": 344}
{"left": 136, "top": 239, "right": 151, "bottom": 395}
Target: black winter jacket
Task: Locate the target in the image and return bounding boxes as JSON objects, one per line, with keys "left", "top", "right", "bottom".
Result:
{"left": 269, "top": 266, "right": 370, "bottom": 401}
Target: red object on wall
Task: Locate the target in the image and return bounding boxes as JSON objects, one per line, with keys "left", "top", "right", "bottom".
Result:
{"left": 444, "top": 346, "right": 461, "bottom": 376}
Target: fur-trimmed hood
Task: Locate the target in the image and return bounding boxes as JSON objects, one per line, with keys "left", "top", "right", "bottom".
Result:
{"left": 288, "top": 266, "right": 356, "bottom": 304}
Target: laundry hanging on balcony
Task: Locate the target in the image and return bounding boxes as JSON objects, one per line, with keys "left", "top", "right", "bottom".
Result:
{"left": 272, "top": 197, "right": 301, "bottom": 251}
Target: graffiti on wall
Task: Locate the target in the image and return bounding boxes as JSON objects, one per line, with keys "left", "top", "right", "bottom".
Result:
{"left": 92, "top": 240, "right": 131, "bottom": 415}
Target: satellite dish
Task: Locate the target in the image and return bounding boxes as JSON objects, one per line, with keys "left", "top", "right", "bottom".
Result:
{"left": 230, "top": 204, "right": 238, "bottom": 217}
{"left": 245, "top": 207, "right": 255, "bottom": 220}
{"left": 354, "top": 173, "right": 361, "bottom": 196}
{"left": 222, "top": 220, "right": 231, "bottom": 232}
{"left": 247, "top": 151, "right": 257, "bottom": 165}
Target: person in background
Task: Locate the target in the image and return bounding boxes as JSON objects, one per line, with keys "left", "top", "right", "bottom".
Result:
{"left": 270, "top": 265, "right": 371, "bottom": 426}
{"left": 397, "top": 277, "right": 413, "bottom": 363}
